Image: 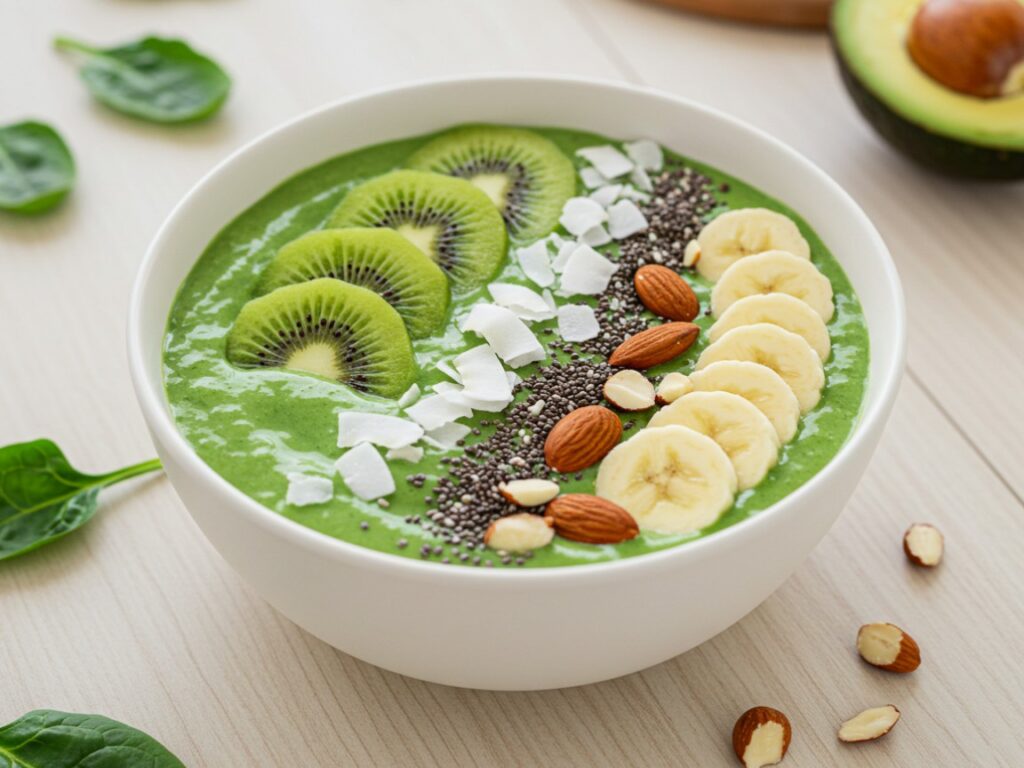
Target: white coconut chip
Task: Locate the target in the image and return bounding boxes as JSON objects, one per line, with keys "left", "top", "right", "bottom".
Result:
{"left": 462, "top": 304, "right": 546, "bottom": 368}
{"left": 552, "top": 240, "right": 576, "bottom": 273}
{"left": 444, "top": 389, "right": 511, "bottom": 413}
{"left": 620, "top": 185, "right": 651, "bottom": 203}
{"left": 396, "top": 383, "right": 421, "bottom": 408}
{"left": 557, "top": 304, "right": 600, "bottom": 342}
{"left": 542, "top": 289, "right": 556, "bottom": 312}
{"left": 579, "top": 166, "right": 608, "bottom": 189}
{"left": 453, "top": 345, "right": 513, "bottom": 402}
{"left": 630, "top": 166, "right": 653, "bottom": 192}
{"left": 580, "top": 225, "right": 611, "bottom": 247}
{"left": 337, "top": 412, "right": 424, "bottom": 449}
{"left": 624, "top": 139, "right": 664, "bottom": 171}
{"left": 285, "top": 473, "right": 334, "bottom": 507}
{"left": 577, "top": 146, "right": 634, "bottom": 179}
{"left": 335, "top": 443, "right": 395, "bottom": 500}
{"left": 431, "top": 381, "right": 460, "bottom": 395}
{"left": 404, "top": 393, "right": 472, "bottom": 430}
{"left": 436, "top": 359, "right": 462, "bottom": 384}
{"left": 559, "top": 244, "right": 618, "bottom": 296}
{"left": 386, "top": 444, "right": 423, "bottom": 463}
{"left": 515, "top": 241, "right": 555, "bottom": 288}
{"left": 423, "top": 422, "right": 473, "bottom": 450}
{"left": 607, "top": 199, "right": 649, "bottom": 240}
{"left": 487, "top": 283, "right": 556, "bottom": 321}
{"left": 589, "top": 184, "right": 622, "bottom": 208}
{"left": 559, "top": 197, "right": 607, "bottom": 236}
{"left": 506, "top": 370, "right": 522, "bottom": 388}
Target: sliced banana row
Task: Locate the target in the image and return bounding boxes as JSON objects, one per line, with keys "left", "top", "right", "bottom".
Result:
{"left": 597, "top": 209, "right": 833, "bottom": 536}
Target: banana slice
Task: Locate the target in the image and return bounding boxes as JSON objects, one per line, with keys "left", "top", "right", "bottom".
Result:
{"left": 649, "top": 391, "right": 779, "bottom": 490}
{"left": 710, "top": 293, "right": 831, "bottom": 361}
{"left": 689, "top": 360, "right": 801, "bottom": 443}
{"left": 711, "top": 250, "right": 834, "bottom": 321}
{"left": 696, "top": 323, "right": 825, "bottom": 413}
{"left": 595, "top": 425, "right": 736, "bottom": 534}
{"left": 692, "top": 208, "right": 810, "bottom": 283}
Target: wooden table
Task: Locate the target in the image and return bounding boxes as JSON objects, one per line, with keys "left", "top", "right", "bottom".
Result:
{"left": 4, "top": 1, "right": 1023, "bottom": 764}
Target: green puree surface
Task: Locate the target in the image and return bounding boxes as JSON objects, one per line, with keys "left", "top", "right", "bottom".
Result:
{"left": 163, "top": 126, "right": 870, "bottom": 568}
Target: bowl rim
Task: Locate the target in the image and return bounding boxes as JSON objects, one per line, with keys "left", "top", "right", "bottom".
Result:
{"left": 128, "top": 73, "right": 906, "bottom": 584}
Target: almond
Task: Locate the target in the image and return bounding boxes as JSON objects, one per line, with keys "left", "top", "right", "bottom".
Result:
{"left": 732, "top": 707, "right": 792, "bottom": 768}
{"left": 857, "top": 622, "right": 921, "bottom": 673}
{"left": 544, "top": 405, "right": 622, "bottom": 472}
{"left": 903, "top": 522, "right": 944, "bottom": 567}
{"left": 655, "top": 371, "right": 693, "bottom": 405}
{"left": 608, "top": 322, "right": 700, "bottom": 369}
{"left": 683, "top": 239, "right": 701, "bottom": 267}
{"left": 634, "top": 264, "right": 700, "bottom": 321}
{"left": 484, "top": 513, "right": 554, "bottom": 553}
{"left": 498, "top": 478, "right": 560, "bottom": 507}
{"left": 544, "top": 494, "right": 639, "bottom": 544}
{"left": 838, "top": 705, "right": 901, "bottom": 744}
{"left": 603, "top": 370, "right": 656, "bottom": 411}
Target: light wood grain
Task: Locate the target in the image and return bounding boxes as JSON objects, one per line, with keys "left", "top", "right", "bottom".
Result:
{"left": 3, "top": 1, "right": 1024, "bottom": 766}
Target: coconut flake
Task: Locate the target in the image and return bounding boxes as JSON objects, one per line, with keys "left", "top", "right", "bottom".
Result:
{"left": 579, "top": 166, "right": 608, "bottom": 189}
{"left": 462, "top": 304, "right": 545, "bottom": 368}
{"left": 444, "top": 389, "right": 511, "bottom": 413}
{"left": 552, "top": 240, "right": 576, "bottom": 272}
{"left": 559, "top": 244, "right": 618, "bottom": 296}
{"left": 285, "top": 473, "right": 334, "bottom": 506}
{"left": 608, "top": 199, "right": 649, "bottom": 239}
{"left": 577, "top": 146, "right": 633, "bottom": 179}
{"left": 423, "top": 422, "right": 472, "bottom": 449}
{"left": 436, "top": 359, "right": 462, "bottom": 384}
{"left": 506, "top": 370, "right": 522, "bottom": 388}
{"left": 620, "top": 185, "right": 651, "bottom": 203}
{"left": 559, "top": 197, "right": 607, "bottom": 236}
{"left": 515, "top": 241, "right": 555, "bottom": 288}
{"left": 396, "top": 383, "right": 421, "bottom": 408}
{"left": 589, "top": 184, "right": 622, "bottom": 208}
{"left": 487, "top": 283, "right": 556, "bottom": 321}
{"left": 453, "top": 345, "right": 513, "bottom": 402}
{"left": 386, "top": 444, "right": 424, "bottom": 463}
{"left": 630, "top": 166, "right": 653, "bottom": 192}
{"left": 335, "top": 443, "right": 394, "bottom": 500}
{"left": 624, "top": 139, "right": 664, "bottom": 171}
{"left": 405, "top": 393, "right": 472, "bottom": 430}
{"left": 580, "top": 225, "right": 611, "bottom": 247}
{"left": 337, "top": 412, "right": 424, "bottom": 449}
{"left": 557, "top": 304, "right": 600, "bottom": 342}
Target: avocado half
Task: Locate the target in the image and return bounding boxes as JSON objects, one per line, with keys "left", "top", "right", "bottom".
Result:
{"left": 831, "top": 0, "right": 1024, "bottom": 180}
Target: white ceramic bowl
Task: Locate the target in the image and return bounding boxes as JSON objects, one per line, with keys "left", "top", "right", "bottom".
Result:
{"left": 128, "top": 75, "right": 905, "bottom": 690}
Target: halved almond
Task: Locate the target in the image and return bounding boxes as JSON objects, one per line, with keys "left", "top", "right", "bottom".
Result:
{"left": 857, "top": 623, "right": 921, "bottom": 673}
{"left": 483, "top": 513, "right": 554, "bottom": 553}
{"left": 498, "top": 478, "right": 560, "bottom": 507}
{"left": 732, "top": 706, "right": 791, "bottom": 768}
{"left": 903, "top": 523, "right": 944, "bottom": 567}
{"left": 838, "top": 705, "right": 900, "bottom": 743}
{"left": 603, "top": 370, "right": 656, "bottom": 411}
{"left": 655, "top": 371, "right": 693, "bottom": 405}
{"left": 683, "top": 239, "right": 701, "bottom": 268}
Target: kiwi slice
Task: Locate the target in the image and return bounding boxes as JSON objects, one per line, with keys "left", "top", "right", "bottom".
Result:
{"left": 328, "top": 169, "right": 506, "bottom": 292}
{"left": 257, "top": 228, "right": 450, "bottom": 338}
{"left": 226, "top": 278, "right": 415, "bottom": 398}
{"left": 407, "top": 125, "right": 576, "bottom": 242}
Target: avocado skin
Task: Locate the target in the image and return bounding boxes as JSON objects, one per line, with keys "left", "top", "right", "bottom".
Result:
{"left": 831, "top": 44, "right": 1024, "bottom": 181}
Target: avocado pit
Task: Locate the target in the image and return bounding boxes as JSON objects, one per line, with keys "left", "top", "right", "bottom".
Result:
{"left": 907, "top": 0, "right": 1024, "bottom": 99}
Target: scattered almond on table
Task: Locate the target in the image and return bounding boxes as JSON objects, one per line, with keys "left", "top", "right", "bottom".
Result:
{"left": 732, "top": 706, "right": 791, "bottom": 768}
{"left": 857, "top": 622, "right": 921, "bottom": 673}
{"left": 838, "top": 704, "right": 901, "bottom": 743}
{"left": 903, "top": 522, "right": 944, "bottom": 567}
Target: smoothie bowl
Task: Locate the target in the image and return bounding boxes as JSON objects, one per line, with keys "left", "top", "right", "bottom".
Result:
{"left": 129, "top": 76, "right": 904, "bottom": 690}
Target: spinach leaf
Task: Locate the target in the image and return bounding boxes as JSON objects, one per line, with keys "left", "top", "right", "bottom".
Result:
{"left": 0, "top": 709, "right": 185, "bottom": 767}
{"left": 0, "top": 121, "right": 75, "bottom": 214}
{"left": 0, "top": 439, "right": 161, "bottom": 561}
{"left": 54, "top": 35, "right": 231, "bottom": 124}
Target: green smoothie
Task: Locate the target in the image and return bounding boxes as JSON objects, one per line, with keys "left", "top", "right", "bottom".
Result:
{"left": 163, "top": 126, "right": 869, "bottom": 568}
